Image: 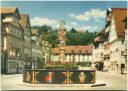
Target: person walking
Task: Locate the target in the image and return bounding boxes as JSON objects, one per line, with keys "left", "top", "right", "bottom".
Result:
{"left": 108, "top": 66, "right": 111, "bottom": 75}
{"left": 16, "top": 64, "right": 20, "bottom": 74}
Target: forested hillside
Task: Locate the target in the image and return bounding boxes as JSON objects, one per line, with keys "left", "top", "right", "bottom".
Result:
{"left": 32, "top": 25, "right": 97, "bottom": 48}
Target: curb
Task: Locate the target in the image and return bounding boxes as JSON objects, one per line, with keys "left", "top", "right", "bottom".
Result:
{"left": 18, "top": 82, "right": 106, "bottom": 88}
{"left": 91, "top": 83, "right": 106, "bottom": 87}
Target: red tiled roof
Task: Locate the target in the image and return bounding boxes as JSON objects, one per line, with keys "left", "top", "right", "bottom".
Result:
{"left": 0, "top": 8, "right": 16, "bottom": 14}
{"left": 112, "top": 8, "right": 127, "bottom": 38}
{"left": 0, "top": 7, "right": 20, "bottom": 15}
{"left": 98, "top": 28, "right": 105, "bottom": 35}
{"left": 52, "top": 45, "right": 93, "bottom": 54}
{"left": 0, "top": 7, "right": 21, "bottom": 19}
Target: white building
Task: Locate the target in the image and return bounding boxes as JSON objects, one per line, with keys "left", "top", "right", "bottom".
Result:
{"left": 93, "top": 29, "right": 105, "bottom": 71}
{"left": 106, "top": 8, "right": 127, "bottom": 74}
{"left": 93, "top": 8, "right": 127, "bottom": 74}
{"left": 51, "top": 45, "right": 93, "bottom": 63}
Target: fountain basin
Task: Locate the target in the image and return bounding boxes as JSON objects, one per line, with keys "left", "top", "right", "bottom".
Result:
{"left": 23, "top": 69, "right": 96, "bottom": 84}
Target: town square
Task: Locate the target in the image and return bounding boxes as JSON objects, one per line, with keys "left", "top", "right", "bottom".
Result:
{"left": 0, "top": 1, "right": 127, "bottom": 91}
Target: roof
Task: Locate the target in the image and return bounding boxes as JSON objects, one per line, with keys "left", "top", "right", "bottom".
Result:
{"left": 98, "top": 28, "right": 105, "bottom": 35}
{"left": 112, "top": 8, "right": 127, "bottom": 38}
{"left": 0, "top": 7, "right": 21, "bottom": 19}
{"left": 20, "top": 14, "right": 30, "bottom": 28}
{"left": 0, "top": 8, "right": 16, "bottom": 14}
{"left": 52, "top": 45, "right": 93, "bottom": 54}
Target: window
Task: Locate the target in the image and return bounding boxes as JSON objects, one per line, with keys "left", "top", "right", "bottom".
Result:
{"left": 121, "top": 39, "right": 124, "bottom": 44}
{"left": 10, "top": 51, "right": 13, "bottom": 56}
{"left": 121, "top": 51, "right": 125, "bottom": 56}
{"left": 13, "top": 51, "right": 15, "bottom": 56}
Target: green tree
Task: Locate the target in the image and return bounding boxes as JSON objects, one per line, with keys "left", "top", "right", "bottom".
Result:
{"left": 45, "top": 32, "right": 59, "bottom": 48}
{"left": 70, "top": 28, "right": 77, "bottom": 33}
{"left": 31, "top": 25, "right": 97, "bottom": 48}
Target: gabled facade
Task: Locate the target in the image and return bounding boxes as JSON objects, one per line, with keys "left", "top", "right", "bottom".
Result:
{"left": 106, "top": 8, "right": 127, "bottom": 74}
{"left": 1, "top": 7, "right": 24, "bottom": 73}
{"left": 20, "top": 14, "right": 32, "bottom": 66}
{"left": 93, "top": 8, "right": 127, "bottom": 74}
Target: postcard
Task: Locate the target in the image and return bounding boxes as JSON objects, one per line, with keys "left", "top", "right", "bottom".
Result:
{"left": 0, "top": 0, "right": 127, "bottom": 91}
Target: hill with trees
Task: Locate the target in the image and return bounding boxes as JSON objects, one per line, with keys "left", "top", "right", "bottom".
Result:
{"left": 32, "top": 25, "right": 97, "bottom": 48}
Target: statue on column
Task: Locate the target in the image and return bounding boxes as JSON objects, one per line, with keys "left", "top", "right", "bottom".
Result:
{"left": 59, "top": 20, "right": 66, "bottom": 42}
{"left": 58, "top": 20, "right": 66, "bottom": 63}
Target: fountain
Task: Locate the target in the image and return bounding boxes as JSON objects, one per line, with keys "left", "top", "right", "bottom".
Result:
{"left": 23, "top": 20, "right": 96, "bottom": 84}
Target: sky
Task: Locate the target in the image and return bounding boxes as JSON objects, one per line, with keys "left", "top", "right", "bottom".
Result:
{"left": 1, "top": 1, "right": 127, "bottom": 32}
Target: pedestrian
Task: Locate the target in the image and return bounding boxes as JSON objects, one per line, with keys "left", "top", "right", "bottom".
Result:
{"left": 108, "top": 66, "right": 111, "bottom": 75}
{"left": 16, "top": 65, "right": 20, "bottom": 74}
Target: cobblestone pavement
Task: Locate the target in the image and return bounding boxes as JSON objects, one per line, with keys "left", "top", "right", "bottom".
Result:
{"left": 0, "top": 71, "right": 127, "bottom": 90}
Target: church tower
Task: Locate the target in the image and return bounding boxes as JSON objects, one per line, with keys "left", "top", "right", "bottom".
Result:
{"left": 58, "top": 20, "right": 66, "bottom": 63}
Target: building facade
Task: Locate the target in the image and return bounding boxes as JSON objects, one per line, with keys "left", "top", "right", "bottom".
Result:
{"left": 93, "top": 31, "right": 104, "bottom": 71}
{"left": 1, "top": 20, "right": 7, "bottom": 74}
{"left": 1, "top": 8, "right": 24, "bottom": 73}
{"left": 31, "top": 28, "right": 43, "bottom": 69}
{"left": 93, "top": 8, "right": 127, "bottom": 74}
{"left": 106, "top": 8, "right": 127, "bottom": 74}
{"left": 52, "top": 45, "right": 93, "bottom": 62}
{"left": 20, "top": 14, "right": 32, "bottom": 68}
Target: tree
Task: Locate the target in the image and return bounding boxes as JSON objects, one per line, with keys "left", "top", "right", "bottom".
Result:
{"left": 45, "top": 32, "right": 58, "bottom": 48}
{"left": 31, "top": 25, "right": 97, "bottom": 48}
{"left": 70, "top": 28, "right": 77, "bottom": 33}
{"left": 85, "top": 30, "right": 89, "bottom": 34}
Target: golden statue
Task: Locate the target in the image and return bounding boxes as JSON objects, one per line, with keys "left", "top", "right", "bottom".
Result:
{"left": 79, "top": 72, "right": 86, "bottom": 83}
